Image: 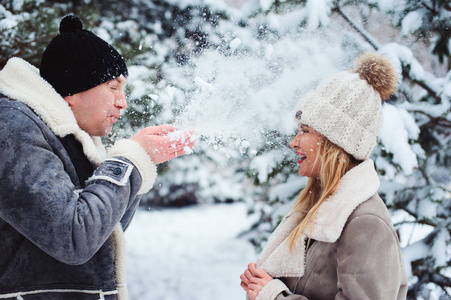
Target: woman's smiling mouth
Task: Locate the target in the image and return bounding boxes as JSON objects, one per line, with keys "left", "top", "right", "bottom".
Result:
{"left": 296, "top": 152, "right": 307, "bottom": 164}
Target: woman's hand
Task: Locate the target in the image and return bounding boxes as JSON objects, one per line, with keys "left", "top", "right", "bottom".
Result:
{"left": 240, "top": 263, "right": 273, "bottom": 300}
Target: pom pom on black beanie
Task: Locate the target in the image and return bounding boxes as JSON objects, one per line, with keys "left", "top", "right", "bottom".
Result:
{"left": 40, "top": 15, "right": 128, "bottom": 97}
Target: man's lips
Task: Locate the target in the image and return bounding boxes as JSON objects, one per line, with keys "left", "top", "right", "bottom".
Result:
{"left": 108, "top": 115, "right": 120, "bottom": 122}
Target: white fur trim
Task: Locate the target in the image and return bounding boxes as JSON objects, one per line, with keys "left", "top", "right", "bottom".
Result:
{"left": 110, "top": 224, "right": 128, "bottom": 300}
{"left": 0, "top": 57, "right": 104, "bottom": 165}
{"left": 258, "top": 212, "right": 307, "bottom": 278}
{"left": 256, "top": 279, "right": 292, "bottom": 300}
{"left": 257, "top": 159, "right": 380, "bottom": 278}
{"left": 107, "top": 139, "right": 157, "bottom": 194}
{"left": 307, "top": 159, "right": 380, "bottom": 242}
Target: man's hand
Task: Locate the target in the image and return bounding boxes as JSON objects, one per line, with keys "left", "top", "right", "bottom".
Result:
{"left": 240, "top": 263, "right": 273, "bottom": 300}
{"left": 132, "top": 124, "right": 197, "bottom": 164}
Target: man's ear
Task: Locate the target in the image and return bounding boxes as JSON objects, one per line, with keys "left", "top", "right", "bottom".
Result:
{"left": 63, "top": 95, "right": 74, "bottom": 106}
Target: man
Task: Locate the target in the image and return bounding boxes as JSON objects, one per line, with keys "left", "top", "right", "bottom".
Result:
{"left": 0, "top": 15, "right": 195, "bottom": 299}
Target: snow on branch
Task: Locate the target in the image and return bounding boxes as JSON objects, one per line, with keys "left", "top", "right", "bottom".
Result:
{"left": 333, "top": 1, "right": 442, "bottom": 102}
{"left": 332, "top": 1, "right": 380, "bottom": 50}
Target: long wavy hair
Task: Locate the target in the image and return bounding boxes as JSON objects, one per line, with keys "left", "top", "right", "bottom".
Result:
{"left": 287, "top": 135, "right": 360, "bottom": 251}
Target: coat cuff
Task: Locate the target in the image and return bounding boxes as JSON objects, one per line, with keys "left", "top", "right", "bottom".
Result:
{"left": 256, "top": 279, "right": 291, "bottom": 300}
{"left": 107, "top": 139, "right": 157, "bottom": 194}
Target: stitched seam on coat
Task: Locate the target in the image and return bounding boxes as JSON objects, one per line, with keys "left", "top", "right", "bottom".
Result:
{"left": 346, "top": 213, "right": 396, "bottom": 240}
{"left": 0, "top": 289, "right": 118, "bottom": 299}
{"left": 295, "top": 240, "right": 322, "bottom": 292}
{"left": 345, "top": 213, "right": 403, "bottom": 265}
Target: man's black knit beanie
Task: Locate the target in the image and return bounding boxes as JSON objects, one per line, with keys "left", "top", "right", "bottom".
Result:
{"left": 40, "top": 15, "right": 128, "bottom": 97}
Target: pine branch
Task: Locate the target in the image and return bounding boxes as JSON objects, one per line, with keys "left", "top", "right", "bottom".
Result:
{"left": 332, "top": 1, "right": 380, "bottom": 50}
{"left": 401, "top": 206, "right": 437, "bottom": 227}
{"left": 413, "top": 110, "right": 451, "bottom": 128}
{"left": 401, "top": 70, "right": 441, "bottom": 103}
{"left": 332, "top": 0, "right": 442, "bottom": 102}
{"left": 409, "top": 272, "right": 451, "bottom": 299}
{"left": 420, "top": 1, "right": 437, "bottom": 14}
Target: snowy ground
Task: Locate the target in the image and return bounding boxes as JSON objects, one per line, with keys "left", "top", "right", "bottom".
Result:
{"left": 125, "top": 202, "right": 257, "bottom": 300}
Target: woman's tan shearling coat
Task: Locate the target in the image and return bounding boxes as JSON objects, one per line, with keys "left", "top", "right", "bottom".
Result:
{"left": 254, "top": 159, "right": 408, "bottom": 300}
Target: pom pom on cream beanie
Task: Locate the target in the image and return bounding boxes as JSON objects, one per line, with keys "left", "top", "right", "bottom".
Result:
{"left": 295, "top": 53, "right": 399, "bottom": 160}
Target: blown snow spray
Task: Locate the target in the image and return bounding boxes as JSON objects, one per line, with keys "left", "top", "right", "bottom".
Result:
{"left": 161, "top": 33, "right": 347, "bottom": 156}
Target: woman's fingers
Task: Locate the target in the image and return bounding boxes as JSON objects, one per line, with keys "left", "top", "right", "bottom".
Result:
{"left": 246, "top": 288, "right": 258, "bottom": 300}
{"left": 250, "top": 277, "right": 263, "bottom": 285}
{"left": 240, "top": 274, "right": 250, "bottom": 285}
{"left": 249, "top": 264, "right": 272, "bottom": 281}
{"left": 244, "top": 269, "right": 253, "bottom": 280}
{"left": 241, "top": 264, "right": 272, "bottom": 300}
{"left": 251, "top": 267, "right": 267, "bottom": 278}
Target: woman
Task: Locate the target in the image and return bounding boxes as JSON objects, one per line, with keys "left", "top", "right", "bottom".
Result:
{"left": 240, "top": 53, "right": 408, "bottom": 300}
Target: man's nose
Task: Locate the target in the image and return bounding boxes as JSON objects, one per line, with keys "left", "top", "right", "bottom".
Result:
{"left": 115, "top": 91, "right": 127, "bottom": 109}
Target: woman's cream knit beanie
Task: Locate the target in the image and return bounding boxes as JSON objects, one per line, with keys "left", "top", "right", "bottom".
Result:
{"left": 295, "top": 53, "right": 398, "bottom": 160}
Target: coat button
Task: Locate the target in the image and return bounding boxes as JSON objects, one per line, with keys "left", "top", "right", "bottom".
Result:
{"left": 113, "top": 167, "right": 122, "bottom": 175}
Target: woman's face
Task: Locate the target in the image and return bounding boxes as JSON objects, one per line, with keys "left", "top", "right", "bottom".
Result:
{"left": 290, "top": 124, "right": 322, "bottom": 178}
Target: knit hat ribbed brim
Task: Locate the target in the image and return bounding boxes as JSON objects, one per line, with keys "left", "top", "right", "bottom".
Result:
{"left": 40, "top": 15, "right": 128, "bottom": 97}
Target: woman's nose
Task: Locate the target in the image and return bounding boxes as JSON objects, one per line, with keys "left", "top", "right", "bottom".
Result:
{"left": 290, "top": 136, "right": 298, "bottom": 149}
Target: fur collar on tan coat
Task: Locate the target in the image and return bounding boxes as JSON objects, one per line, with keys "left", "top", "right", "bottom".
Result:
{"left": 257, "top": 159, "right": 380, "bottom": 278}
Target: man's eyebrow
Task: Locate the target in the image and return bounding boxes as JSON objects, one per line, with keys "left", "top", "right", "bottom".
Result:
{"left": 115, "top": 76, "right": 126, "bottom": 85}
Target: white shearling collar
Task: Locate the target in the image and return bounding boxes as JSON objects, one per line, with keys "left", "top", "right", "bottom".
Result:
{"left": 0, "top": 57, "right": 105, "bottom": 165}
{"left": 257, "top": 159, "right": 380, "bottom": 278}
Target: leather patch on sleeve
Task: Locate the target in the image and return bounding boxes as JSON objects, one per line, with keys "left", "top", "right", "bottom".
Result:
{"left": 87, "top": 158, "right": 134, "bottom": 186}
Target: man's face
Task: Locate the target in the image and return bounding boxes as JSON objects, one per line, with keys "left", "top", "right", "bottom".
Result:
{"left": 64, "top": 76, "right": 127, "bottom": 137}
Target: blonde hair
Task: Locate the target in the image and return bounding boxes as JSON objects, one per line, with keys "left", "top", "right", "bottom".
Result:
{"left": 288, "top": 135, "right": 360, "bottom": 251}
